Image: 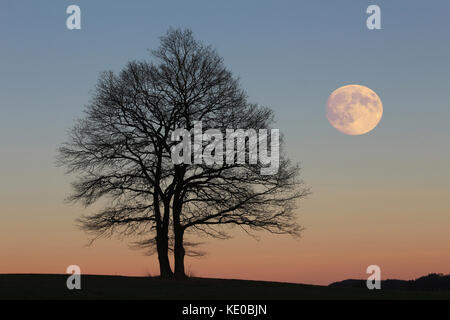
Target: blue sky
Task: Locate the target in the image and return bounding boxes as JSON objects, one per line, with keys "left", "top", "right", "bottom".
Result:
{"left": 2, "top": 0, "right": 449, "bottom": 187}
{"left": 1, "top": 0, "right": 449, "bottom": 143}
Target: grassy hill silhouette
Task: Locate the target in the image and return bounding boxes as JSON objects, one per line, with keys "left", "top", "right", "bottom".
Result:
{"left": 330, "top": 273, "right": 450, "bottom": 292}
{"left": 1, "top": 274, "right": 450, "bottom": 299}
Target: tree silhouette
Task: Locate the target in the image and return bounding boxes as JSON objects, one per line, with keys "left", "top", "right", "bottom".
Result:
{"left": 58, "top": 28, "right": 309, "bottom": 280}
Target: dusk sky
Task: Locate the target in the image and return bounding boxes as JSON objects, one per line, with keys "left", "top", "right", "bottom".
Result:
{"left": 1, "top": 0, "right": 449, "bottom": 285}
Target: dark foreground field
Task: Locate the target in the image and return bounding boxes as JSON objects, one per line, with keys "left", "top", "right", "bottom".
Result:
{"left": 1, "top": 274, "right": 450, "bottom": 300}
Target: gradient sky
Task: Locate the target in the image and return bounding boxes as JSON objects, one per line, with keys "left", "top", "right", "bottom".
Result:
{"left": 1, "top": 0, "right": 449, "bottom": 285}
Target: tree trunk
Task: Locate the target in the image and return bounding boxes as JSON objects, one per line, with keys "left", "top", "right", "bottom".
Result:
{"left": 156, "top": 232, "right": 173, "bottom": 279}
{"left": 173, "top": 166, "right": 187, "bottom": 280}
{"left": 154, "top": 192, "right": 173, "bottom": 279}
{"left": 174, "top": 228, "right": 186, "bottom": 280}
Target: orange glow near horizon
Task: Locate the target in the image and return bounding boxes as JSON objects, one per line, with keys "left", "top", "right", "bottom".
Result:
{"left": 1, "top": 178, "right": 449, "bottom": 285}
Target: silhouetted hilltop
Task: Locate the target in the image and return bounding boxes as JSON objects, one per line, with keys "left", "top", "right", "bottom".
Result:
{"left": 1, "top": 274, "right": 450, "bottom": 299}
{"left": 330, "top": 273, "right": 450, "bottom": 291}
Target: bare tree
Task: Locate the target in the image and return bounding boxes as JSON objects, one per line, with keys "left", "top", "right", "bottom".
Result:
{"left": 58, "top": 28, "right": 309, "bottom": 280}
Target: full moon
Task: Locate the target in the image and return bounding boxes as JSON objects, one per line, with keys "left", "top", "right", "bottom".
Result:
{"left": 326, "top": 85, "right": 383, "bottom": 135}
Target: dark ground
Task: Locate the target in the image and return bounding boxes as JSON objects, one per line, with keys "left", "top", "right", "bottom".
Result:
{"left": 1, "top": 274, "right": 450, "bottom": 299}
{"left": 331, "top": 273, "right": 450, "bottom": 292}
